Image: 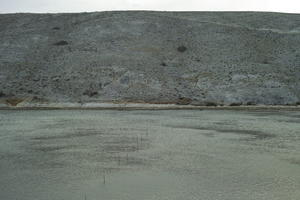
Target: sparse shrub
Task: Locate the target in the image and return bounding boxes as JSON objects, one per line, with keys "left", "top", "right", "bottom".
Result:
{"left": 246, "top": 101, "right": 256, "bottom": 106}
{"left": 53, "top": 40, "right": 69, "bottom": 46}
{"left": 0, "top": 91, "right": 5, "bottom": 97}
{"left": 31, "top": 96, "right": 47, "bottom": 103}
{"left": 204, "top": 102, "right": 217, "bottom": 106}
{"left": 230, "top": 102, "right": 243, "bottom": 106}
{"left": 177, "top": 46, "right": 187, "bottom": 52}
{"left": 161, "top": 62, "right": 167, "bottom": 66}
{"left": 176, "top": 97, "right": 192, "bottom": 105}
{"left": 83, "top": 90, "right": 98, "bottom": 97}
{"left": 262, "top": 59, "right": 269, "bottom": 64}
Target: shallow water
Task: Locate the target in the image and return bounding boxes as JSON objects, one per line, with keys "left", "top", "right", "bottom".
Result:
{"left": 0, "top": 110, "right": 299, "bottom": 200}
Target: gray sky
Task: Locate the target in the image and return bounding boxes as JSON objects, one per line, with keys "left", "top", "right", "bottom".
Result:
{"left": 0, "top": 0, "right": 299, "bottom": 13}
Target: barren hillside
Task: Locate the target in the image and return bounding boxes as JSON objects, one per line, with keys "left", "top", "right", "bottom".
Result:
{"left": 1, "top": 11, "right": 300, "bottom": 106}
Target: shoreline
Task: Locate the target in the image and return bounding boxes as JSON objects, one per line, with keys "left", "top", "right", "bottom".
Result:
{"left": 0, "top": 103, "right": 300, "bottom": 111}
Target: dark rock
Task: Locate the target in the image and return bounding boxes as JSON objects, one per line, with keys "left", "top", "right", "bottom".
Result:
{"left": 52, "top": 77, "right": 60, "bottom": 81}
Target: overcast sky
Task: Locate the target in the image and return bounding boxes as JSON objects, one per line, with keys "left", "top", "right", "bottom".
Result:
{"left": 0, "top": 0, "right": 300, "bottom": 14}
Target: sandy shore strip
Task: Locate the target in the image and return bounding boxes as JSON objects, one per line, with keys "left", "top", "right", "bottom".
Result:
{"left": 0, "top": 102, "right": 300, "bottom": 111}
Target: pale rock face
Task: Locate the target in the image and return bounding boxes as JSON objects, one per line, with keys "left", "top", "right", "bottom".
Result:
{"left": 0, "top": 11, "right": 300, "bottom": 106}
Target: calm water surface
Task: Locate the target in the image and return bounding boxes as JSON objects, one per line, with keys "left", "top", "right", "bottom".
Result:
{"left": 0, "top": 110, "right": 299, "bottom": 200}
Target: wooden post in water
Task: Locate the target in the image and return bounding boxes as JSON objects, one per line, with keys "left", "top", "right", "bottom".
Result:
{"left": 103, "top": 171, "right": 106, "bottom": 185}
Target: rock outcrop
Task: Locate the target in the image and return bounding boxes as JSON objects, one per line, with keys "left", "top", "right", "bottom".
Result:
{"left": 1, "top": 11, "right": 300, "bottom": 106}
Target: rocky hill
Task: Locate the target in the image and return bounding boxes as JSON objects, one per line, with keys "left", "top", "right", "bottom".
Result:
{"left": 1, "top": 11, "right": 300, "bottom": 106}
